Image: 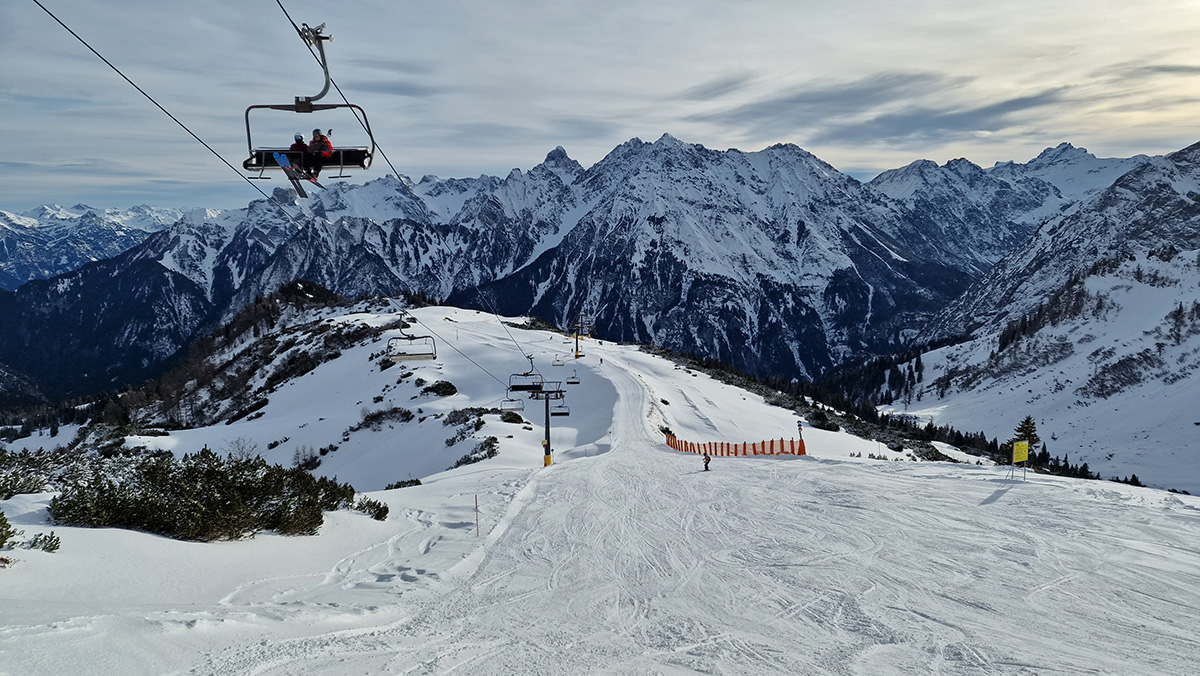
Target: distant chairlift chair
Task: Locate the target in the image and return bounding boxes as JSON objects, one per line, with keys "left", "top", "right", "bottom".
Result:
{"left": 509, "top": 356, "right": 544, "bottom": 392}
{"left": 500, "top": 389, "right": 526, "bottom": 412}
{"left": 387, "top": 335, "right": 436, "bottom": 362}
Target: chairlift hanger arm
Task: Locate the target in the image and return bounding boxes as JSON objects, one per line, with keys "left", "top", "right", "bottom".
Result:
{"left": 296, "top": 22, "right": 333, "bottom": 105}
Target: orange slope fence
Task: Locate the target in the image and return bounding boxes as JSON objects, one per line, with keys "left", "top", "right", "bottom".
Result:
{"left": 664, "top": 432, "right": 806, "bottom": 457}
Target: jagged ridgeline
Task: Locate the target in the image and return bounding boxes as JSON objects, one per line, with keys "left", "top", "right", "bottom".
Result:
{"left": 0, "top": 135, "right": 1167, "bottom": 403}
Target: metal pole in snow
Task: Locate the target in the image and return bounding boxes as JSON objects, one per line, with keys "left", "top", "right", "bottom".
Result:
{"left": 475, "top": 495, "right": 479, "bottom": 537}
{"left": 543, "top": 397, "right": 552, "bottom": 467}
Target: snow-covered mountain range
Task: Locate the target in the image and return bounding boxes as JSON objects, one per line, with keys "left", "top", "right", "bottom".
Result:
{"left": 3, "top": 135, "right": 1196, "bottom": 492}
{"left": 0, "top": 203, "right": 182, "bottom": 290}
{"left": 880, "top": 142, "right": 1200, "bottom": 490}
{"left": 0, "top": 136, "right": 1145, "bottom": 400}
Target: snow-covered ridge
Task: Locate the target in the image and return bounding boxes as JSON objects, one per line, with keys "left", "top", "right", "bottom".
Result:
{"left": 0, "top": 203, "right": 186, "bottom": 290}
{"left": 989, "top": 141, "right": 1154, "bottom": 201}
{"left": 889, "top": 142, "right": 1200, "bottom": 493}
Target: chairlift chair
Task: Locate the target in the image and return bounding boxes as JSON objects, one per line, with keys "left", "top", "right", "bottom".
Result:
{"left": 242, "top": 22, "right": 376, "bottom": 180}
{"left": 387, "top": 335, "right": 436, "bottom": 362}
{"left": 552, "top": 355, "right": 565, "bottom": 367}
{"left": 509, "top": 372, "right": 544, "bottom": 392}
{"left": 509, "top": 355, "right": 544, "bottom": 392}
{"left": 566, "top": 370, "right": 581, "bottom": 385}
{"left": 500, "top": 391, "right": 526, "bottom": 412}
{"left": 550, "top": 404, "right": 571, "bottom": 417}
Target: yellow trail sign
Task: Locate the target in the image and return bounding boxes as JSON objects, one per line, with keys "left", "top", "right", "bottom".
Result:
{"left": 1013, "top": 440, "right": 1029, "bottom": 464}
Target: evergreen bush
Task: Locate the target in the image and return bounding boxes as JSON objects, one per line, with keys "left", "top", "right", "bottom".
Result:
{"left": 421, "top": 380, "right": 458, "bottom": 397}
{"left": 354, "top": 497, "right": 389, "bottom": 521}
{"left": 385, "top": 479, "right": 422, "bottom": 489}
{"left": 450, "top": 436, "right": 499, "bottom": 469}
{"left": 26, "top": 531, "right": 60, "bottom": 553}
{"left": 47, "top": 448, "right": 356, "bottom": 541}
{"left": 0, "top": 511, "right": 16, "bottom": 549}
{"left": 350, "top": 406, "right": 414, "bottom": 433}
{"left": 1, "top": 465, "right": 47, "bottom": 500}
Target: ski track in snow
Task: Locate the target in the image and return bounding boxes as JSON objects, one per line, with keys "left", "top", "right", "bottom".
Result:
{"left": 4, "top": 316, "right": 1200, "bottom": 675}
{"left": 174, "top": 367, "right": 1200, "bottom": 673}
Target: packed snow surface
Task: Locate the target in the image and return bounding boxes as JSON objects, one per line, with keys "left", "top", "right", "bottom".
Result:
{"left": 3, "top": 309, "right": 1200, "bottom": 674}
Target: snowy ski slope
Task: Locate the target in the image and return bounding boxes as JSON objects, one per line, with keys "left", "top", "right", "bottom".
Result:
{"left": 2, "top": 308, "right": 1200, "bottom": 674}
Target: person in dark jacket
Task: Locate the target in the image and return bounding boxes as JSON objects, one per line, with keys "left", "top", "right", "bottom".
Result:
{"left": 306, "top": 128, "right": 333, "bottom": 177}
{"left": 703, "top": 453, "right": 710, "bottom": 471}
{"left": 287, "top": 133, "right": 308, "bottom": 171}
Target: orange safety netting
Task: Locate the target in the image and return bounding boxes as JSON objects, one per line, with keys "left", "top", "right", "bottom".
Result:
{"left": 663, "top": 433, "right": 806, "bottom": 456}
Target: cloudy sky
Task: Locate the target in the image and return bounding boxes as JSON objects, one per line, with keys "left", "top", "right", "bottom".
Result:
{"left": 5, "top": 0, "right": 1200, "bottom": 211}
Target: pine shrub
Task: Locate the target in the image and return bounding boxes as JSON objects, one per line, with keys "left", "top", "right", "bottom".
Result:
{"left": 26, "top": 531, "right": 60, "bottom": 553}
{"left": 385, "top": 478, "right": 421, "bottom": 489}
{"left": 0, "top": 511, "right": 16, "bottom": 549}
{"left": 47, "top": 449, "right": 356, "bottom": 541}
{"left": 350, "top": 406, "right": 414, "bottom": 433}
{"left": 421, "top": 380, "right": 458, "bottom": 397}
{"left": 450, "top": 436, "right": 499, "bottom": 469}
{"left": 354, "top": 497, "right": 389, "bottom": 521}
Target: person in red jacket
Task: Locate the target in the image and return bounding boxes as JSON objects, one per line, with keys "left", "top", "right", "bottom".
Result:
{"left": 306, "top": 128, "right": 333, "bottom": 177}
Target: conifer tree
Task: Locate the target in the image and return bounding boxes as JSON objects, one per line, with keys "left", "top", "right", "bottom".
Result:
{"left": 1009, "top": 415, "right": 1041, "bottom": 447}
{"left": 0, "top": 511, "right": 15, "bottom": 549}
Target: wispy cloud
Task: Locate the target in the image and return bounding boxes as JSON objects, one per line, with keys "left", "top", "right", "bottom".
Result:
{"left": 1097, "top": 62, "right": 1200, "bottom": 81}
{"left": 548, "top": 117, "right": 619, "bottom": 141}
{"left": 693, "top": 71, "right": 971, "bottom": 135}
{"left": 343, "top": 79, "right": 444, "bottom": 98}
{"left": 347, "top": 57, "right": 439, "bottom": 76}
{"left": 811, "top": 87, "right": 1070, "bottom": 145}
{"left": 678, "top": 73, "right": 756, "bottom": 101}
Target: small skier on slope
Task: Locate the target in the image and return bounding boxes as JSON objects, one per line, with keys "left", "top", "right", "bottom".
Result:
{"left": 703, "top": 452, "right": 710, "bottom": 471}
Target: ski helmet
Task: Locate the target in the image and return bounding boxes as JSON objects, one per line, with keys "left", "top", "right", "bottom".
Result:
{"left": 312, "top": 128, "right": 322, "bottom": 137}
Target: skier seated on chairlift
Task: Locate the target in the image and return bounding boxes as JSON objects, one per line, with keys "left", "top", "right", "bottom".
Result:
{"left": 306, "top": 128, "right": 333, "bottom": 177}
{"left": 287, "top": 133, "right": 308, "bottom": 170}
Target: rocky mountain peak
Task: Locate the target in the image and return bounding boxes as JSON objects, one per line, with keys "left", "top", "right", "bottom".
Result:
{"left": 537, "top": 145, "right": 584, "bottom": 183}
{"left": 944, "top": 157, "right": 985, "bottom": 176}
{"left": 1028, "top": 142, "right": 1095, "bottom": 167}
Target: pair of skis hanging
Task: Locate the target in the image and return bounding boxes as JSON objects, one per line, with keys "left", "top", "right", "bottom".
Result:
{"left": 273, "top": 152, "right": 323, "bottom": 198}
